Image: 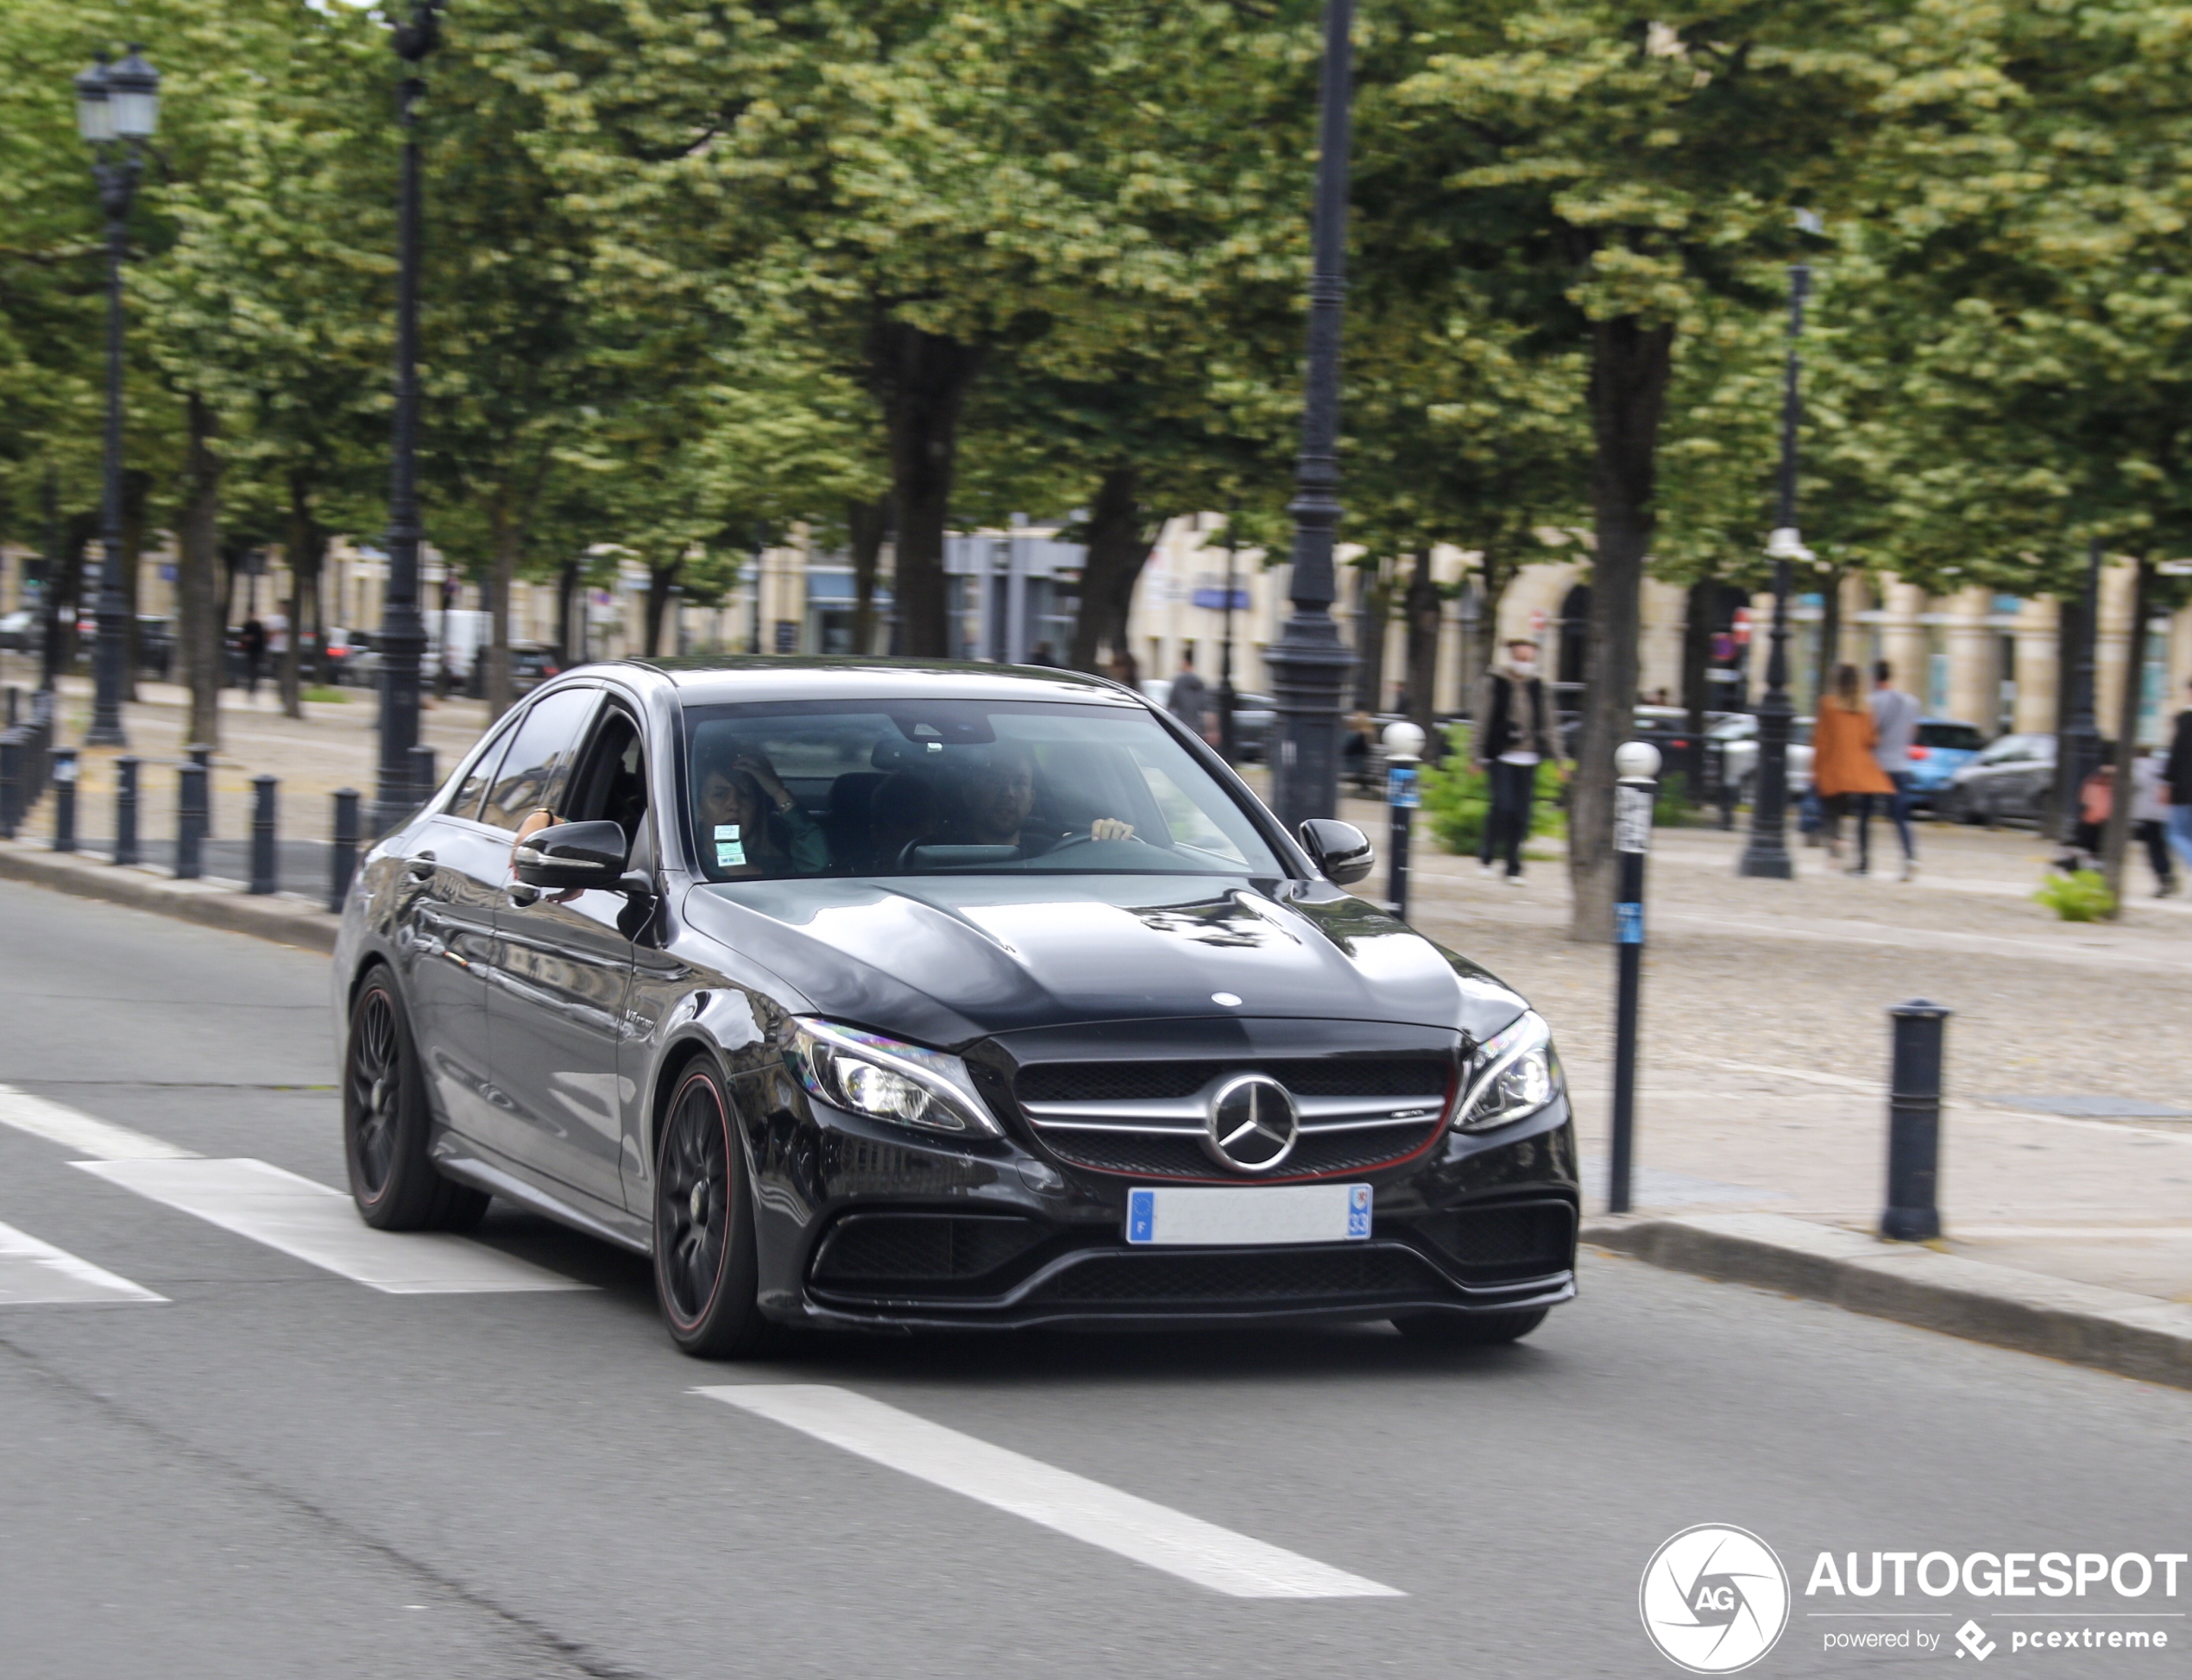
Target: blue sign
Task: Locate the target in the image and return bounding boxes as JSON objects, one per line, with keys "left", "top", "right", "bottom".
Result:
{"left": 1191, "top": 587, "right": 1251, "bottom": 612}
{"left": 1616, "top": 902, "right": 1644, "bottom": 945}
{"left": 1387, "top": 764, "right": 1420, "bottom": 809}
{"left": 1126, "top": 1188, "right": 1156, "bottom": 1244}
{"left": 1347, "top": 1184, "right": 1372, "bottom": 1239}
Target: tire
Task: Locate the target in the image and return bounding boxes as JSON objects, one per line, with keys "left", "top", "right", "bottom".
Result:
{"left": 652, "top": 1060, "right": 778, "bottom": 1360}
{"left": 343, "top": 970, "right": 489, "bottom": 1231}
{"left": 1392, "top": 1307, "right": 1548, "bottom": 1347}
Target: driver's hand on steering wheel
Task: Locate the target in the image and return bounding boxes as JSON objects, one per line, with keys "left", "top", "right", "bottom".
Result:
{"left": 1090, "top": 817, "right": 1137, "bottom": 841}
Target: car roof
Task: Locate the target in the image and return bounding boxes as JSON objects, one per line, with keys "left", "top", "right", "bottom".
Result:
{"left": 595, "top": 655, "right": 1144, "bottom": 709}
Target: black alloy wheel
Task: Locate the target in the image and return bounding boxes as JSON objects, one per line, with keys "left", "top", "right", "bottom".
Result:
{"left": 652, "top": 1062, "right": 775, "bottom": 1359}
{"left": 1392, "top": 1307, "right": 1548, "bottom": 1348}
{"left": 343, "top": 972, "right": 488, "bottom": 1231}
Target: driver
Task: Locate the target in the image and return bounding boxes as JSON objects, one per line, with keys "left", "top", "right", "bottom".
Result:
{"left": 955, "top": 742, "right": 1134, "bottom": 850}
{"left": 695, "top": 748, "right": 830, "bottom": 878}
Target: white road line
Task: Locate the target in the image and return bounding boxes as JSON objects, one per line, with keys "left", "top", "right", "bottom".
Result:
{"left": 73, "top": 1158, "right": 589, "bottom": 1295}
{"left": 0, "top": 1083, "right": 198, "bottom": 1160}
{"left": 0, "top": 1218, "right": 166, "bottom": 1305}
{"left": 697, "top": 1384, "right": 1403, "bottom": 1600}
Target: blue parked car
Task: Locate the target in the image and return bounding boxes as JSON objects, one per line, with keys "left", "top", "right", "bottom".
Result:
{"left": 1902, "top": 718, "right": 1987, "bottom": 809}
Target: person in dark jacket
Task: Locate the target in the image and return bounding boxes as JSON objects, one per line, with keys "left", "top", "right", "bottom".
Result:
{"left": 1168, "top": 649, "right": 1211, "bottom": 740}
{"left": 1471, "top": 639, "right": 1561, "bottom": 881}
{"left": 2164, "top": 676, "right": 2192, "bottom": 878}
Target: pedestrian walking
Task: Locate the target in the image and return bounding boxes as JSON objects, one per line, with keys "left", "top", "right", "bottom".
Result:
{"left": 1813, "top": 663, "right": 1896, "bottom": 872}
{"left": 2132, "top": 746, "right": 2176, "bottom": 897}
{"left": 2164, "top": 676, "right": 2192, "bottom": 877}
{"left": 1168, "top": 649, "right": 1212, "bottom": 741}
{"left": 1471, "top": 638, "right": 1559, "bottom": 883}
{"left": 1108, "top": 647, "right": 1140, "bottom": 694}
{"left": 1868, "top": 660, "right": 1921, "bottom": 881}
{"left": 2065, "top": 759, "right": 2113, "bottom": 870}
{"left": 241, "top": 616, "right": 268, "bottom": 697}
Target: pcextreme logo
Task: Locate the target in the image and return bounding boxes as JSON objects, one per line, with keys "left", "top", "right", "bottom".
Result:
{"left": 1641, "top": 1525, "right": 1792, "bottom": 1674}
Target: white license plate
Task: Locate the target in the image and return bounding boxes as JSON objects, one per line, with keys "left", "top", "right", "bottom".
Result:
{"left": 1124, "top": 1183, "right": 1372, "bottom": 1247}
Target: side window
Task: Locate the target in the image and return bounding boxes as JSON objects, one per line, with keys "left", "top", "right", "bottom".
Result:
{"left": 480, "top": 687, "right": 602, "bottom": 832}
{"left": 448, "top": 713, "right": 522, "bottom": 821}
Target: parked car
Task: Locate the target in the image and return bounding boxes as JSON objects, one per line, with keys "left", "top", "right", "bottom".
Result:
{"left": 0, "top": 608, "right": 35, "bottom": 652}
{"left": 1900, "top": 719, "right": 1987, "bottom": 810}
{"left": 1940, "top": 731, "right": 2057, "bottom": 827}
{"left": 326, "top": 626, "right": 377, "bottom": 686}
{"left": 335, "top": 659, "right": 1579, "bottom": 1355}
{"left": 1136, "top": 676, "right": 1275, "bottom": 758}
{"left": 463, "top": 642, "right": 567, "bottom": 698}
{"left": 1557, "top": 704, "right": 1737, "bottom": 764}
{"left": 1711, "top": 711, "right": 1817, "bottom": 802}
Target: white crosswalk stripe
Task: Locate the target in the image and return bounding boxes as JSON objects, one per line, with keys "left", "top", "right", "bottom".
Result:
{"left": 75, "top": 1157, "right": 590, "bottom": 1294}
{"left": 698, "top": 1384, "right": 1405, "bottom": 1599}
{"left": 0, "top": 1217, "right": 166, "bottom": 1305}
{"left": 0, "top": 1083, "right": 196, "bottom": 1160}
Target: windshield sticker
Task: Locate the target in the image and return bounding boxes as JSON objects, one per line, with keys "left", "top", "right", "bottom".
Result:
{"left": 715, "top": 824, "right": 745, "bottom": 867}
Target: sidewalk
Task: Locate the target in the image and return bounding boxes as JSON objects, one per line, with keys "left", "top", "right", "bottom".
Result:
{"left": 0, "top": 657, "right": 496, "bottom": 844}
{"left": 1331, "top": 785, "right": 2192, "bottom": 1319}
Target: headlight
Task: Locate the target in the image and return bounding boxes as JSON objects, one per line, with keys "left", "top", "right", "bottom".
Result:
{"left": 1454, "top": 1010, "right": 1564, "bottom": 1132}
{"left": 784, "top": 1019, "right": 1002, "bottom": 1137}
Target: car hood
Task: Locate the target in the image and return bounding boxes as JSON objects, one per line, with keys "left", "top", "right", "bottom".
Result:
{"left": 679, "top": 873, "right": 1527, "bottom": 1049}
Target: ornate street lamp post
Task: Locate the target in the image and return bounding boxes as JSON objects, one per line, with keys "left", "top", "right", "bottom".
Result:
{"left": 376, "top": 3, "right": 439, "bottom": 826}
{"left": 2058, "top": 537, "right": 2104, "bottom": 851}
{"left": 1217, "top": 511, "right": 1240, "bottom": 763}
{"left": 73, "top": 46, "right": 161, "bottom": 749}
{"left": 1264, "top": 0, "right": 1358, "bottom": 830}
{"left": 1738, "top": 263, "right": 1811, "bottom": 880}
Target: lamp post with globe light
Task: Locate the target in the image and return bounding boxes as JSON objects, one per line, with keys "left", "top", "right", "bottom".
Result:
{"left": 73, "top": 46, "right": 161, "bottom": 749}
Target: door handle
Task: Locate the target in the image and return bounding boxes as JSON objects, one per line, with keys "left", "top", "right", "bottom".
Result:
{"left": 407, "top": 852, "right": 437, "bottom": 882}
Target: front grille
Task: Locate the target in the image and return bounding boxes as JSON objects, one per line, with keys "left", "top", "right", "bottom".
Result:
{"left": 1024, "top": 1245, "right": 1452, "bottom": 1307}
{"left": 1413, "top": 1201, "right": 1575, "bottom": 1280}
{"left": 811, "top": 1213, "right": 1049, "bottom": 1284}
{"left": 1005, "top": 1055, "right": 1455, "bottom": 1182}
{"left": 1016, "top": 1058, "right": 1451, "bottom": 1104}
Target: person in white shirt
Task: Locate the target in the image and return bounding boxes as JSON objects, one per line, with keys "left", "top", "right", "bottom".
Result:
{"left": 1868, "top": 661, "right": 1921, "bottom": 881}
{"left": 2132, "top": 746, "right": 2176, "bottom": 897}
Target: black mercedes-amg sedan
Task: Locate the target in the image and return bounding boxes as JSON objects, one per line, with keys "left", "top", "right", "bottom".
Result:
{"left": 332, "top": 659, "right": 1578, "bottom": 1356}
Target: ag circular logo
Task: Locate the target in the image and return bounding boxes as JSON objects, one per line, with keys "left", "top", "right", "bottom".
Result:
{"left": 1202, "top": 1073, "right": 1298, "bottom": 1173}
{"left": 1639, "top": 1525, "right": 1789, "bottom": 1673}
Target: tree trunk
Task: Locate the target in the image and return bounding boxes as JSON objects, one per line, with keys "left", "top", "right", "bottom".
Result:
{"left": 2101, "top": 557, "right": 2151, "bottom": 913}
{"left": 1351, "top": 558, "right": 1389, "bottom": 712}
{"left": 2050, "top": 588, "right": 2085, "bottom": 834}
{"left": 280, "top": 472, "right": 318, "bottom": 719}
{"left": 847, "top": 495, "right": 890, "bottom": 658}
{"left": 1402, "top": 549, "right": 1442, "bottom": 761}
{"left": 179, "top": 393, "right": 224, "bottom": 749}
{"left": 645, "top": 558, "right": 682, "bottom": 658}
{"left": 1681, "top": 575, "right": 1716, "bottom": 804}
{"left": 57, "top": 513, "right": 94, "bottom": 677}
{"left": 1066, "top": 467, "right": 1152, "bottom": 675}
{"left": 555, "top": 557, "right": 583, "bottom": 665}
{"left": 485, "top": 488, "right": 518, "bottom": 720}
{"left": 121, "top": 468, "right": 149, "bottom": 702}
{"left": 867, "top": 315, "right": 985, "bottom": 659}
{"left": 1570, "top": 317, "right": 1674, "bottom": 942}
{"left": 1471, "top": 550, "right": 1517, "bottom": 719}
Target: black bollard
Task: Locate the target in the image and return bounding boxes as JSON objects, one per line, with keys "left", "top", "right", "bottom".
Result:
{"left": 249, "top": 774, "right": 278, "bottom": 895}
{"left": 1607, "top": 741, "right": 1661, "bottom": 1215}
{"left": 330, "top": 787, "right": 361, "bottom": 913}
{"left": 51, "top": 747, "right": 78, "bottom": 853}
{"left": 185, "top": 744, "right": 214, "bottom": 837}
{"left": 1383, "top": 721, "right": 1424, "bottom": 922}
{"left": 0, "top": 728, "right": 20, "bottom": 839}
{"left": 177, "top": 761, "right": 207, "bottom": 880}
{"left": 114, "top": 755, "right": 140, "bottom": 866}
{"left": 1881, "top": 999, "right": 1950, "bottom": 1241}
{"left": 408, "top": 743, "right": 438, "bottom": 809}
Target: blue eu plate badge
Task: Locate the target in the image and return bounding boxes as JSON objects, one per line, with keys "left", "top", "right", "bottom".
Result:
{"left": 1127, "top": 1188, "right": 1156, "bottom": 1244}
{"left": 1347, "top": 1183, "right": 1371, "bottom": 1238}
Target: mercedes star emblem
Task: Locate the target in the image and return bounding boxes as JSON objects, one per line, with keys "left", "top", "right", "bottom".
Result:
{"left": 1203, "top": 1073, "right": 1300, "bottom": 1173}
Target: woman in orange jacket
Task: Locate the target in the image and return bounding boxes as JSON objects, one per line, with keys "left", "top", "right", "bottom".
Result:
{"left": 1813, "top": 663, "right": 1896, "bottom": 871}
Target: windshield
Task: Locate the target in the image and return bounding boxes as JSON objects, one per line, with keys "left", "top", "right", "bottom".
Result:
{"left": 1918, "top": 722, "right": 1984, "bottom": 751}
{"left": 679, "top": 698, "right": 1282, "bottom": 881}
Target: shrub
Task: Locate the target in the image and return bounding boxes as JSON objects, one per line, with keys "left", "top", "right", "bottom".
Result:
{"left": 2032, "top": 868, "right": 2113, "bottom": 922}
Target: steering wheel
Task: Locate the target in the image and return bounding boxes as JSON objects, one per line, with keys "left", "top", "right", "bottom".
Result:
{"left": 1045, "top": 827, "right": 1148, "bottom": 854}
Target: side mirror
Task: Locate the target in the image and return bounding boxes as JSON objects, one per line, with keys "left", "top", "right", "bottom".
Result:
{"left": 513, "top": 819, "right": 627, "bottom": 891}
{"left": 1298, "top": 818, "right": 1374, "bottom": 886}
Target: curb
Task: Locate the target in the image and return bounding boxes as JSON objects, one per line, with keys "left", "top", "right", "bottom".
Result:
{"left": 0, "top": 837, "right": 338, "bottom": 954}
{"left": 1583, "top": 1211, "right": 2192, "bottom": 1391}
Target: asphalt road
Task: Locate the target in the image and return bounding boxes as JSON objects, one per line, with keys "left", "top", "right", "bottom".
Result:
{"left": 2, "top": 877, "right": 2187, "bottom": 1679}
